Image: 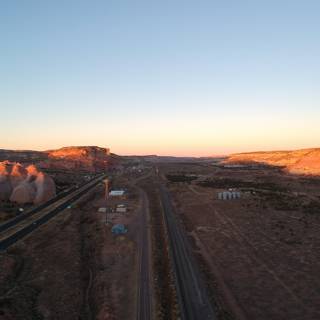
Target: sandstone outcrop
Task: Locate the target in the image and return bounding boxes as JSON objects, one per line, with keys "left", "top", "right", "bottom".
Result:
{"left": 33, "top": 172, "right": 56, "bottom": 204}
{"left": 42, "top": 146, "right": 110, "bottom": 172}
{"left": 0, "top": 161, "right": 56, "bottom": 204}
{"left": 10, "top": 181, "right": 36, "bottom": 204}
{"left": 10, "top": 163, "right": 28, "bottom": 187}
{"left": 224, "top": 148, "right": 320, "bottom": 175}
{"left": 0, "top": 176, "right": 12, "bottom": 201}
{"left": 0, "top": 146, "right": 111, "bottom": 173}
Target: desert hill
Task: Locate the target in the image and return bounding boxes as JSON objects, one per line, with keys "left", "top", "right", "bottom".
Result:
{"left": 0, "top": 149, "right": 46, "bottom": 163}
{"left": 0, "top": 146, "right": 112, "bottom": 173}
{"left": 224, "top": 148, "right": 320, "bottom": 175}
{"left": 0, "top": 145, "right": 112, "bottom": 206}
{"left": 46, "top": 146, "right": 110, "bottom": 158}
{"left": 41, "top": 146, "right": 110, "bottom": 172}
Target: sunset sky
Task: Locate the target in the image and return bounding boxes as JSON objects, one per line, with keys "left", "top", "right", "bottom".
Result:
{"left": 1, "top": 1, "right": 320, "bottom": 156}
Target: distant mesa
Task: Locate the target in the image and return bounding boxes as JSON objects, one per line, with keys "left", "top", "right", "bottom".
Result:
{"left": 0, "top": 149, "right": 45, "bottom": 163}
{"left": 0, "top": 145, "right": 112, "bottom": 204}
{"left": 0, "top": 146, "right": 111, "bottom": 173}
{"left": 224, "top": 148, "right": 320, "bottom": 175}
{"left": 0, "top": 161, "right": 56, "bottom": 204}
{"left": 47, "top": 146, "right": 110, "bottom": 158}
{"left": 40, "top": 146, "right": 110, "bottom": 172}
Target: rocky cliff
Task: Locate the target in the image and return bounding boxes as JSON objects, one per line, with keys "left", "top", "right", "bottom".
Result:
{"left": 224, "top": 148, "right": 320, "bottom": 175}
{"left": 0, "top": 162, "right": 56, "bottom": 204}
{"left": 41, "top": 146, "right": 110, "bottom": 172}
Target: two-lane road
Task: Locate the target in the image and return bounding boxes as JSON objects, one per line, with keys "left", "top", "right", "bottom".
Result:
{"left": 136, "top": 187, "right": 152, "bottom": 320}
{"left": 159, "top": 183, "right": 216, "bottom": 320}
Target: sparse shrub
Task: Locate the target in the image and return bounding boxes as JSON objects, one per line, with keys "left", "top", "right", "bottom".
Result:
{"left": 166, "top": 174, "right": 197, "bottom": 183}
{"left": 198, "top": 178, "right": 287, "bottom": 192}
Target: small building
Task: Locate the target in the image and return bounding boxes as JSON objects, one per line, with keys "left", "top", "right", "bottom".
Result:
{"left": 116, "top": 204, "right": 127, "bottom": 213}
{"left": 217, "top": 191, "right": 241, "bottom": 200}
{"left": 98, "top": 207, "right": 107, "bottom": 213}
{"left": 111, "top": 224, "right": 127, "bottom": 234}
{"left": 116, "top": 206, "right": 127, "bottom": 213}
{"left": 109, "top": 190, "right": 125, "bottom": 197}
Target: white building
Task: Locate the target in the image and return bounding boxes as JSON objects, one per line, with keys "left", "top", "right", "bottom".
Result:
{"left": 217, "top": 191, "right": 241, "bottom": 200}
{"left": 109, "top": 190, "right": 125, "bottom": 197}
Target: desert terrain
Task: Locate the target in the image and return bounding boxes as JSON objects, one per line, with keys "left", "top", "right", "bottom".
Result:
{"left": 0, "top": 146, "right": 111, "bottom": 223}
{"left": 0, "top": 147, "right": 152, "bottom": 320}
{"left": 225, "top": 148, "right": 320, "bottom": 175}
{"left": 0, "top": 165, "right": 145, "bottom": 319}
{"left": 1, "top": 147, "right": 320, "bottom": 320}
{"left": 158, "top": 160, "right": 320, "bottom": 320}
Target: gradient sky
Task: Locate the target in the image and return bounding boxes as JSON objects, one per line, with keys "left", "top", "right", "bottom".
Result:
{"left": 1, "top": 1, "right": 320, "bottom": 156}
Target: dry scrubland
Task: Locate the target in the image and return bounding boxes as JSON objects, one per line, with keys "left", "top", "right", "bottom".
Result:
{"left": 0, "top": 146, "right": 112, "bottom": 223}
{"left": 162, "top": 162, "right": 320, "bottom": 320}
{"left": 0, "top": 182, "right": 140, "bottom": 320}
{"left": 1, "top": 146, "right": 320, "bottom": 320}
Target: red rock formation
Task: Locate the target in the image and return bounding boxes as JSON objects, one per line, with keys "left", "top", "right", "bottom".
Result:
{"left": 10, "top": 181, "right": 36, "bottom": 204}
{"left": 42, "top": 146, "right": 110, "bottom": 172}
{"left": 10, "top": 163, "right": 28, "bottom": 187}
{"left": 0, "top": 161, "right": 11, "bottom": 176}
{"left": 0, "top": 161, "right": 56, "bottom": 204}
{"left": 224, "top": 148, "right": 320, "bottom": 175}
{"left": 26, "top": 164, "right": 39, "bottom": 178}
{"left": 33, "top": 172, "right": 56, "bottom": 204}
{"left": 0, "top": 175, "right": 12, "bottom": 201}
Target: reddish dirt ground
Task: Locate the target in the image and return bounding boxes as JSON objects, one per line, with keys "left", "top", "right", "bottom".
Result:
{"left": 161, "top": 163, "right": 320, "bottom": 320}
{"left": 0, "top": 182, "right": 141, "bottom": 320}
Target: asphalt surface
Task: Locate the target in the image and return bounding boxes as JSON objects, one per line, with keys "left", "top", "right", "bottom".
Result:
{"left": 130, "top": 170, "right": 153, "bottom": 320}
{"left": 0, "top": 174, "right": 104, "bottom": 233}
{"left": 136, "top": 188, "right": 152, "bottom": 320}
{"left": 159, "top": 183, "right": 217, "bottom": 320}
{"left": 0, "top": 175, "right": 105, "bottom": 251}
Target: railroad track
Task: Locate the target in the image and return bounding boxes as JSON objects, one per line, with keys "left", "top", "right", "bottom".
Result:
{"left": 0, "top": 174, "right": 104, "bottom": 233}
{"left": 128, "top": 171, "right": 153, "bottom": 320}
{"left": 159, "top": 183, "right": 216, "bottom": 320}
{"left": 136, "top": 188, "right": 152, "bottom": 320}
{"left": 0, "top": 174, "right": 106, "bottom": 251}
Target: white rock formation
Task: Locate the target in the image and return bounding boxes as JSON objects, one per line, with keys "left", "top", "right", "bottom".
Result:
{"left": 0, "top": 161, "right": 56, "bottom": 204}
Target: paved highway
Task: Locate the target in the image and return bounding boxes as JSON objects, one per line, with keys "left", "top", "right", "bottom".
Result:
{"left": 0, "top": 174, "right": 106, "bottom": 251}
{"left": 136, "top": 187, "right": 152, "bottom": 320}
{"left": 128, "top": 169, "right": 153, "bottom": 320}
{"left": 0, "top": 174, "right": 104, "bottom": 233}
{"left": 159, "top": 183, "right": 216, "bottom": 320}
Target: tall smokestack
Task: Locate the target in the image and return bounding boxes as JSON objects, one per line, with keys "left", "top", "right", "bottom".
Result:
{"left": 103, "top": 178, "right": 109, "bottom": 199}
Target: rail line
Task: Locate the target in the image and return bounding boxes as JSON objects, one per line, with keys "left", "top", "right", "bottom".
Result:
{"left": 129, "top": 171, "right": 153, "bottom": 320}
{"left": 0, "top": 174, "right": 106, "bottom": 251}
{"left": 136, "top": 188, "right": 152, "bottom": 320}
{"left": 0, "top": 173, "right": 104, "bottom": 233}
{"left": 159, "top": 183, "right": 216, "bottom": 320}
